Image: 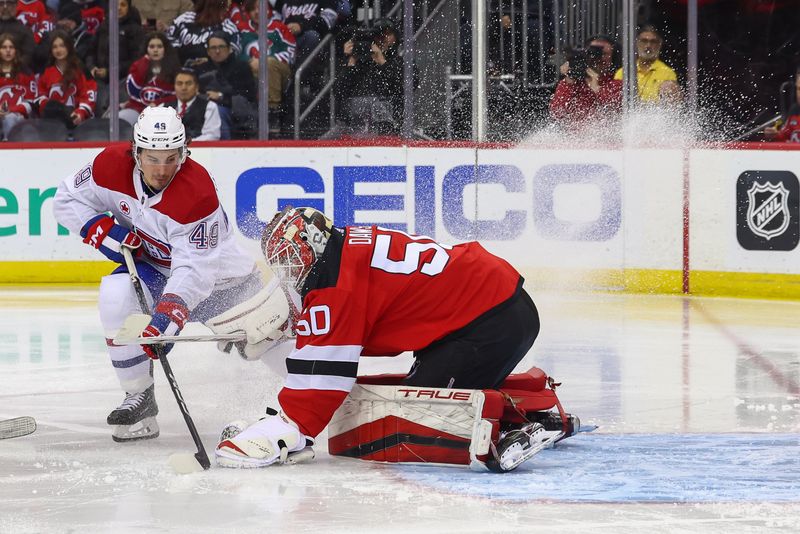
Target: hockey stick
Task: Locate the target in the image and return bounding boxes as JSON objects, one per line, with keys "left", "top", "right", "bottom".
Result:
{"left": 113, "top": 313, "right": 245, "bottom": 345}
{"left": 0, "top": 416, "right": 36, "bottom": 440}
{"left": 121, "top": 247, "right": 210, "bottom": 472}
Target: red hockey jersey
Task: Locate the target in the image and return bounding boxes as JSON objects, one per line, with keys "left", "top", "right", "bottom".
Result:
{"left": 124, "top": 56, "right": 176, "bottom": 112}
{"left": 278, "top": 226, "right": 522, "bottom": 437}
{"left": 0, "top": 71, "right": 36, "bottom": 116}
{"left": 36, "top": 65, "right": 97, "bottom": 120}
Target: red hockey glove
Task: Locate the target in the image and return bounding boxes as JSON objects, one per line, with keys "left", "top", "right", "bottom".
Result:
{"left": 141, "top": 293, "right": 189, "bottom": 359}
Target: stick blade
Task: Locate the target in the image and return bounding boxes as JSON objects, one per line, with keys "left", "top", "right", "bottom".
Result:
{"left": 169, "top": 452, "right": 208, "bottom": 474}
{"left": 0, "top": 416, "right": 36, "bottom": 440}
{"left": 113, "top": 314, "right": 152, "bottom": 344}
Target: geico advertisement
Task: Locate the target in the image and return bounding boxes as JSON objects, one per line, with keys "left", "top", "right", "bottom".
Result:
{"left": 0, "top": 146, "right": 652, "bottom": 269}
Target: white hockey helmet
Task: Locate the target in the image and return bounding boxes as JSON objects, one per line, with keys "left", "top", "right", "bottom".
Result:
{"left": 132, "top": 106, "right": 187, "bottom": 162}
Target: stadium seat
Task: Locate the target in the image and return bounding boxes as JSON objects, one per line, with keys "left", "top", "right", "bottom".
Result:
{"left": 6, "top": 119, "right": 69, "bottom": 142}
{"left": 72, "top": 118, "right": 134, "bottom": 142}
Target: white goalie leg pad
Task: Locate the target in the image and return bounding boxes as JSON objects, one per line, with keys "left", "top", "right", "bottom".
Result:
{"left": 205, "top": 276, "right": 291, "bottom": 360}
{"left": 215, "top": 411, "right": 312, "bottom": 468}
{"left": 327, "top": 384, "right": 501, "bottom": 469}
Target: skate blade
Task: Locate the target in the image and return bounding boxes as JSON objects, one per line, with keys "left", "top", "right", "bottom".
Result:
{"left": 500, "top": 430, "right": 562, "bottom": 472}
{"left": 112, "top": 417, "right": 160, "bottom": 442}
{"left": 169, "top": 453, "right": 206, "bottom": 474}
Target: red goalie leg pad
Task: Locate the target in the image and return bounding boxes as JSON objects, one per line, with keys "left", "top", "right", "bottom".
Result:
{"left": 328, "top": 415, "right": 473, "bottom": 465}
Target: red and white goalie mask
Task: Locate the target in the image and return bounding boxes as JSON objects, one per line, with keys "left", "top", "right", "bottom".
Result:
{"left": 261, "top": 207, "right": 334, "bottom": 290}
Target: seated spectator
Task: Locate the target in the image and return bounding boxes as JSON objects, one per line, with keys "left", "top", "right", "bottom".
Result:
{"left": 765, "top": 69, "right": 800, "bottom": 143}
{"left": 324, "top": 18, "right": 404, "bottom": 139}
{"left": 15, "top": 0, "right": 52, "bottom": 44}
{"left": 550, "top": 35, "right": 622, "bottom": 125}
{"left": 194, "top": 30, "right": 256, "bottom": 138}
{"left": 136, "top": 0, "right": 194, "bottom": 32}
{"left": 88, "top": 0, "right": 145, "bottom": 114}
{"left": 237, "top": 0, "right": 295, "bottom": 116}
{"left": 167, "top": 0, "right": 240, "bottom": 66}
{"left": 0, "top": 0, "right": 35, "bottom": 65}
{"left": 276, "top": 0, "right": 338, "bottom": 72}
{"left": 0, "top": 33, "right": 36, "bottom": 140}
{"left": 169, "top": 67, "right": 221, "bottom": 140}
{"left": 57, "top": 0, "right": 105, "bottom": 52}
{"left": 614, "top": 25, "right": 680, "bottom": 105}
{"left": 36, "top": 29, "right": 97, "bottom": 128}
{"left": 120, "top": 31, "right": 180, "bottom": 125}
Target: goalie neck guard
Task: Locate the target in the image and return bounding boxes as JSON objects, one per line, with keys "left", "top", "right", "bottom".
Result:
{"left": 261, "top": 207, "right": 334, "bottom": 291}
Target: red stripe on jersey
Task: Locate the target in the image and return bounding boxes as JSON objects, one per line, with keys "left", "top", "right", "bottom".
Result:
{"left": 151, "top": 158, "right": 220, "bottom": 224}
{"left": 90, "top": 144, "right": 137, "bottom": 198}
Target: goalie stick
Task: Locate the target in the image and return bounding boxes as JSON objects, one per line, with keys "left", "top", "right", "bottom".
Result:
{"left": 121, "top": 246, "right": 210, "bottom": 473}
{"left": 113, "top": 314, "right": 245, "bottom": 345}
{"left": 0, "top": 416, "right": 36, "bottom": 439}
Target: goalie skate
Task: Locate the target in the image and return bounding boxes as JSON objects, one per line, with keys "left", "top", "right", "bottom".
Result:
{"left": 107, "top": 385, "right": 160, "bottom": 442}
{"left": 215, "top": 419, "right": 315, "bottom": 468}
{"left": 486, "top": 422, "right": 562, "bottom": 473}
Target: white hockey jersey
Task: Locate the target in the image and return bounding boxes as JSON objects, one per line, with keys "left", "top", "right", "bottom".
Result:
{"left": 53, "top": 144, "right": 256, "bottom": 309}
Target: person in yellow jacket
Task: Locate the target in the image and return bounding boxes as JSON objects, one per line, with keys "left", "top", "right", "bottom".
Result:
{"left": 615, "top": 25, "right": 680, "bottom": 103}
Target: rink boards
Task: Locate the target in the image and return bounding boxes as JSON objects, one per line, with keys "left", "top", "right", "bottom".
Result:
{"left": 1, "top": 143, "right": 799, "bottom": 299}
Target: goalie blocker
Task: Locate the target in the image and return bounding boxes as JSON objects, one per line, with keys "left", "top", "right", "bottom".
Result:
{"left": 327, "top": 367, "right": 579, "bottom": 472}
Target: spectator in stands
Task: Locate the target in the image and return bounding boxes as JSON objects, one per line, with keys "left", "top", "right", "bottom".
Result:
{"left": 765, "top": 68, "right": 800, "bottom": 143}
{"left": 275, "top": 0, "right": 338, "bottom": 71}
{"left": 88, "top": 0, "right": 145, "bottom": 115}
{"left": 167, "top": 0, "right": 240, "bottom": 66}
{"left": 120, "top": 31, "right": 180, "bottom": 125}
{"left": 0, "top": 0, "right": 35, "bottom": 65}
{"left": 236, "top": 0, "right": 295, "bottom": 119}
{"left": 194, "top": 30, "right": 256, "bottom": 138}
{"left": 36, "top": 29, "right": 97, "bottom": 128}
{"left": 549, "top": 35, "right": 622, "bottom": 125}
{"left": 57, "top": 0, "right": 105, "bottom": 56}
{"left": 15, "top": 0, "right": 52, "bottom": 45}
{"left": 613, "top": 25, "right": 680, "bottom": 104}
{"left": 136, "top": 0, "right": 194, "bottom": 32}
{"left": 324, "top": 18, "right": 404, "bottom": 139}
{"left": 169, "top": 67, "right": 221, "bottom": 140}
{"left": 0, "top": 32, "right": 36, "bottom": 140}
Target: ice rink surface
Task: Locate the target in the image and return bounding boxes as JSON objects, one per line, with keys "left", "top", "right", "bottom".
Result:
{"left": 1, "top": 286, "right": 798, "bottom": 533}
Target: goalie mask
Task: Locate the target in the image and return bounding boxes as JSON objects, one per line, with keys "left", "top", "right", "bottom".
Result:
{"left": 262, "top": 207, "right": 334, "bottom": 290}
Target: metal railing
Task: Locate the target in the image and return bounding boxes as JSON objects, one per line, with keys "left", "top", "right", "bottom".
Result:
{"left": 293, "top": 34, "right": 337, "bottom": 139}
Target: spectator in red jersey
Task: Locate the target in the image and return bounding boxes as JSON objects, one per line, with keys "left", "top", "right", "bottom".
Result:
{"left": 549, "top": 35, "right": 622, "bottom": 126}
{"left": 36, "top": 29, "right": 97, "bottom": 128}
{"left": 88, "top": 0, "right": 145, "bottom": 115}
{"left": 15, "top": 0, "right": 50, "bottom": 43}
{"left": 0, "top": 0, "right": 35, "bottom": 65}
{"left": 0, "top": 32, "right": 35, "bottom": 139}
{"left": 120, "top": 31, "right": 180, "bottom": 125}
{"left": 167, "top": 0, "right": 240, "bottom": 66}
{"left": 765, "top": 69, "right": 800, "bottom": 143}
{"left": 210, "top": 207, "right": 542, "bottom": 471}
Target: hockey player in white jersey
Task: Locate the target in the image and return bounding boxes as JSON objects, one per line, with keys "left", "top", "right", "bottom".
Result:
{"left": 53, "top": 107, "right": 263, "bottom": 442}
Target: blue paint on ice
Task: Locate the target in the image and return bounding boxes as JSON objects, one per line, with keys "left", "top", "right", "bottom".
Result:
{"left": 391, "top": 433, "right": 800, "bottom": 502}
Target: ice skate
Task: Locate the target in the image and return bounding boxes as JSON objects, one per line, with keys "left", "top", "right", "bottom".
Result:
{"left": 107, "top": 384, "right": 160, "bottom": 442}
{"left": 487, "top": 422, "right": 560, "bottom": 473}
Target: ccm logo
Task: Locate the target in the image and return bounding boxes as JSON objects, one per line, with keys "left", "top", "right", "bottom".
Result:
{"left": 397, "top": 389, "right": 471, "bottom": 401}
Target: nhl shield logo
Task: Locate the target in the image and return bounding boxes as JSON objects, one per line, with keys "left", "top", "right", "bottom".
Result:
{"left": 746, "top": 181, "right": 790, "bottom": 240}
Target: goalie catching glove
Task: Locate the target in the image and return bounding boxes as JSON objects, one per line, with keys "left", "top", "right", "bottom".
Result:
{"left": 215, "top": 408, "right": 314, "bottom": 468}
{"left": 141, "top": 293, "right": 189, "bottom": 359}
{"left": 205, "top": 276, "right": 293, "bottom": 361}
{"left": 81, "top": 214, "right": 142, "bottom": 264}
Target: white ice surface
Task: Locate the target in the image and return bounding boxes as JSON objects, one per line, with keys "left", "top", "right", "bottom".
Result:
{"left": 1, "top": 287, "right": 799, "bottom": 533}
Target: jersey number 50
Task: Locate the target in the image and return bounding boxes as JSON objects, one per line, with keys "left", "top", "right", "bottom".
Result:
{"left": 370, "top": 229, "right": 451, "bottom": 276}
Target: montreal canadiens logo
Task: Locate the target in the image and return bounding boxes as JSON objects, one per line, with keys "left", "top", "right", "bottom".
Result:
{"left": 746, "top": 181, "right": 790, "bottom": 240}
{"left": 119, "top": 200, "right": 131, "bottom": 216}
